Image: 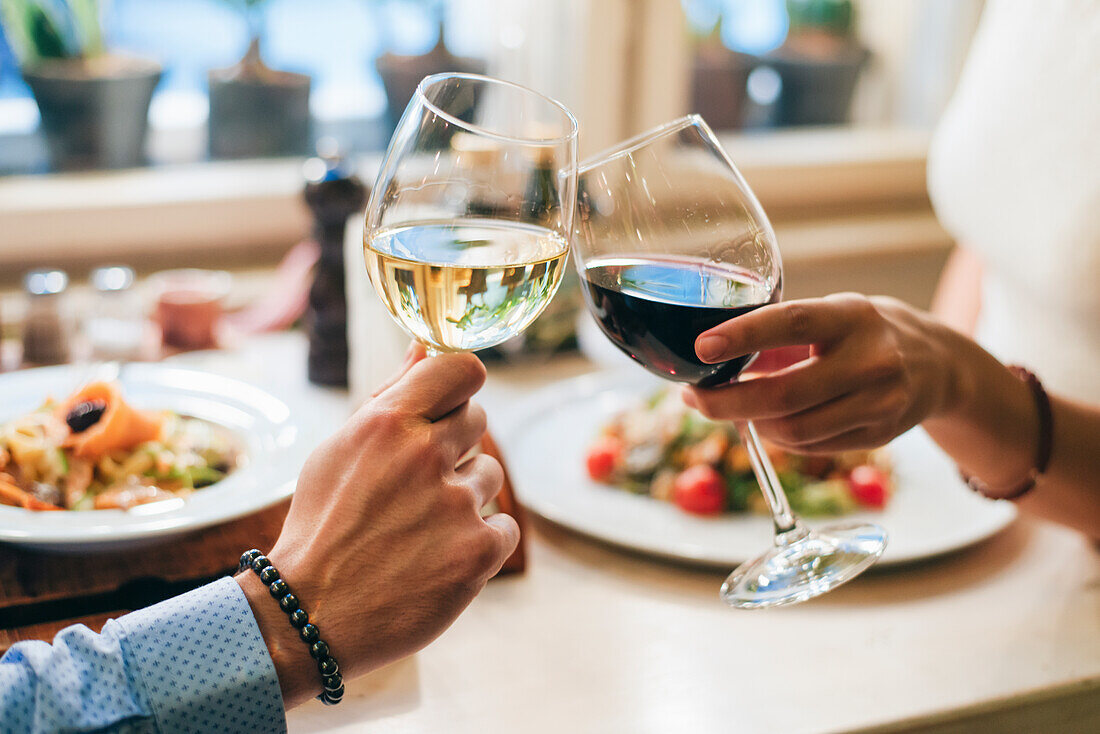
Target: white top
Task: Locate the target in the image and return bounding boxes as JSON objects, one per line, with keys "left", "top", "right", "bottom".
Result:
{"left": 927, "top": 0, "right": 1100, "bottom": 403}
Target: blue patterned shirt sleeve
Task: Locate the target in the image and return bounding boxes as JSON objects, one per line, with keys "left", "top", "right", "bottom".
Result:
{"left": 0, "top": 576, "right": 286, "bottom": 734}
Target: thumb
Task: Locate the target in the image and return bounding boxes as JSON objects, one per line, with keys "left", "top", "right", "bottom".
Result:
{"left": 371, "top": 342, "right": 429, "bottom": 397}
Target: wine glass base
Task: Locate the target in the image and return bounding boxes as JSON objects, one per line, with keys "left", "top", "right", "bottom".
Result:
{"left": 720, "top": 522, "right": 888, "bottom": 609}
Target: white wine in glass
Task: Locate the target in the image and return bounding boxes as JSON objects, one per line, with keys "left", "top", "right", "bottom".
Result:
{"left": 366, "top": 219, "right": 569, "bottom": 353}
{"left": 363, "top": 73, "right": 578, "bottom": 355}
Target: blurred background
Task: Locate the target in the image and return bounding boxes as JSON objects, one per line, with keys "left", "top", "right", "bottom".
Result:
{"left": 0, "top": 0, "right": 986, "bottom": 369}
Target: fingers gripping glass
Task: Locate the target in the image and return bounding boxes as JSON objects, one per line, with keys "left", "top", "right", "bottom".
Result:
{"left": 573, "top": 116, "right": 887, "bottom": 608}
{"left": 363, "top": 73, "right": 579, "bottom": 355}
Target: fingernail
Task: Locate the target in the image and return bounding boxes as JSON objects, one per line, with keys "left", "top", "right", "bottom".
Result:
{"left": 696, "top": 335, "right": 729, "bottom": 363}
{"left": 681, "top": 388, "right": 698, "bottom": 408}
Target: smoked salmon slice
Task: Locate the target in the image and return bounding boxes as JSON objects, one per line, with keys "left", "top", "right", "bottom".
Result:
{"left": 56, "top": 382, "right": 164, "bottom": 460}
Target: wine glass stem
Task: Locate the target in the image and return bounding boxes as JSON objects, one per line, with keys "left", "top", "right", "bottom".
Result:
{"left": 739, "top": 420, "right": 803, "bottom": 540}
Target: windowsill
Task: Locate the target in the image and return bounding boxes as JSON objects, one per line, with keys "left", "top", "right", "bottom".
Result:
{"left": 723, "top": 126, "right": 934, "bottom": 216}
{"left": 0, "top": 125, "right": 948, "bottom": 280}
{"left": 0, "top": 156, "right": 321, "bottom": 280}
{"left": 0, "top": 93, "right": 392, "bottom": 174}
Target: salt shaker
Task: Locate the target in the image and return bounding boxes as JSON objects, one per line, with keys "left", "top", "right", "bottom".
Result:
{"left": 86, "top": 266, "right": 145, "bottom": 361}
{"left": 21, "top": 269, "right": 71, "bottom": 366}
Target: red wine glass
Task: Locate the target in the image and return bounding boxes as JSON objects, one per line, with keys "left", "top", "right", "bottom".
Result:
{"left": 573, "top": 116, "right": 887, "bottom": 608}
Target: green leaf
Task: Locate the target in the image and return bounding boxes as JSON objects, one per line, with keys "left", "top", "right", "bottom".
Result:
{"left": 786, "top": 0, "right": 855, "bottom": 37}
{"left": 29, "top": 4, "right": 69, "bottom": 59}
{"left": 185, "top": 465, "right": 226, "bottom": 489}
{"left": 725, "top": 474, "right": 757, "bottom": 512}
{"left": 788, "top": 479, "right": 856, "bottom": 516}
{"left": 0, "top": 0, "right": 80, "bottom": 62}
{"left": 0, "top": 0, "right": 35, "bottom": 63}
{"left": 645, "top": 389, "right": 667, "bottom": 410}
{"left": 65, "top": 0, "right": 102, "bottom": 56}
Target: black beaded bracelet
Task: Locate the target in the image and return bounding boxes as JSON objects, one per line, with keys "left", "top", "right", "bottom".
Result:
{"left": 239, "top": 549, "right": 345, "bottom": 706}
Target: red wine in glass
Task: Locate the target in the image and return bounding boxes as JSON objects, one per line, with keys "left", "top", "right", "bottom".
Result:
{"left": 582, "top": 255, "right": 780, "bottom": 387}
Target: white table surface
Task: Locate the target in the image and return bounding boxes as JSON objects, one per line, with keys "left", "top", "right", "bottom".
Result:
{"left": 180, "top": 335, "right": 1100, "bottom": 734}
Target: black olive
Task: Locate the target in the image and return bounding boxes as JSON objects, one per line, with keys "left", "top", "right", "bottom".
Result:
{"left": 66, "top": 400, "right": 107, "bottom": 433}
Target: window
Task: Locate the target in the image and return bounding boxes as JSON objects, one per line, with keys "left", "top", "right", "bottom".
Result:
{"left": 636, "top": 0, "right": 986, "bottom": 137}
{"left": 0, "top": 0, "right": 495, "bottom": 174}
{"left": 1, "top": 0, "right": 982, "bottom": 271}
{"left": 1, "top": 0, "right": 984, "bottom": 174}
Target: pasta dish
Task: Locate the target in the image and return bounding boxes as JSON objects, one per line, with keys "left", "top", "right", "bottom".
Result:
{"left": 0, "top": 381, "right": 240, "bottom": 511}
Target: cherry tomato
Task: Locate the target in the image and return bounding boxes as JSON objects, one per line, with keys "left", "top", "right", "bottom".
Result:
{"left": 848, "top": 465, "right": 889, "bottom": 508}
{"left": 586, "top": 436, "right": 622, "bottom": 482}
{"left": 672, "top": 465, "right": 727, "bottom": 515}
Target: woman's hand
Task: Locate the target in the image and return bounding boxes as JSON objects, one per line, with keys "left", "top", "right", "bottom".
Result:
{"left": 238, "top": 345, "right": 518, "bottom": 707}
{"left": 684, "top": 294, "right": 961, "bottom": 453}
{"left": 685, "top": 294, "right": 1100, "bottom": 540}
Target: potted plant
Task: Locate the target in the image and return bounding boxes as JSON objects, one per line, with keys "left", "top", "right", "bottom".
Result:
{"left": 0, "top": 0, "right": 162, "bottom": 170}
{"left": 208, "top": 0, "right": 311, "bottom": 159}
{"left": 686, "top": 13, "right": 757, "bottom": 131}
{"left": 763, "top": 0, "right": 869, "bottom": 126}
{"left": 374, "top": 0, "right": 483, "bottom": 130}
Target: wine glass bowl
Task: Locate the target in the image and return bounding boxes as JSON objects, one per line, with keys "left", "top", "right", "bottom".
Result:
{"left": 575, "top": 116, "right": 782, "bottom": 387}
{"left": 363, "top": 73, "right": 578, "bottom": 353}
{"left": 573, "top": 115, "right": 887, "bottom": 608}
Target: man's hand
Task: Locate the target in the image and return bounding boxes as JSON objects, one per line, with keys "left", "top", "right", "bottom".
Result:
{"left": 238, "top": 347, "right": 518, "bottom": 707}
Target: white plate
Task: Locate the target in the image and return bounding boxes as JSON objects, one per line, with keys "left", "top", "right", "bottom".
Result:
{"left": 498, "top": 370, "right": 1017, "bottom": 568}
{"left": 0, "top": 363, "right": 315, "bottom": 551}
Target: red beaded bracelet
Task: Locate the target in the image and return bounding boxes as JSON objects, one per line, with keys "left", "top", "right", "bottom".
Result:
{"left": 960, "top": 365, "right": 1052, "bottom": 501}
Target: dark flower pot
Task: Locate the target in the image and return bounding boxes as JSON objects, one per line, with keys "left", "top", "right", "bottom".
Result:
{"left": 207, "top": 66, "right": 310, "bottom": 160}
{"left": 762, "top": 43, "right": 869, "bottom": 126}
{"left": 208, "top": 39, "right": 312, "bottom": 160}
{"left": 690, "top": 48, "right": 757, "bottom": 130}
{"left": 375, "top": 35, "right": 485, "bottom": 129}
{"left": 208, "top": 72, "right": 311, "bottom": 159}
{"left": 23, "top": 55, "right": 162, "bottom": 171}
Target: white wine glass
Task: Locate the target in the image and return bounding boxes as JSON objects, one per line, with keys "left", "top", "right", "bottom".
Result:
{"left": 573, "top": 116, "right": 887, "bottom": 608}
{"left": 363, "top": 73, "right": 578, "bottom": 355}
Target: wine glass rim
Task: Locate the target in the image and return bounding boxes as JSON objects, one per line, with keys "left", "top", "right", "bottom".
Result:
{"left": 414, "top": 72, "right": 579, "bottom": 147}
{"left": 578, "top": 114, "right": 709, "bottom": 172}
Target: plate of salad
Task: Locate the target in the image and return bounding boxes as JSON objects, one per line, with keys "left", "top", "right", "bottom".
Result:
{"left": 584, "top": 389, "right": 895, "bottom": 518}
{"left": 0, "top": 363, "right": 315, "bottom": 551}
{"left": 497, "top": 370, "right": 1017, "bottom": 567}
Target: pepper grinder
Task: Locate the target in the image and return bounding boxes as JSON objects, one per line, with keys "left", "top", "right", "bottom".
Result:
{"left": 303, "top": 140, "right": 368, "bottom": 387}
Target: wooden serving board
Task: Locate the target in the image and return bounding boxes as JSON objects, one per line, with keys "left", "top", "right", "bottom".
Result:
{"left": 0, "top": 434, "right": 526, "bottom": 653}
